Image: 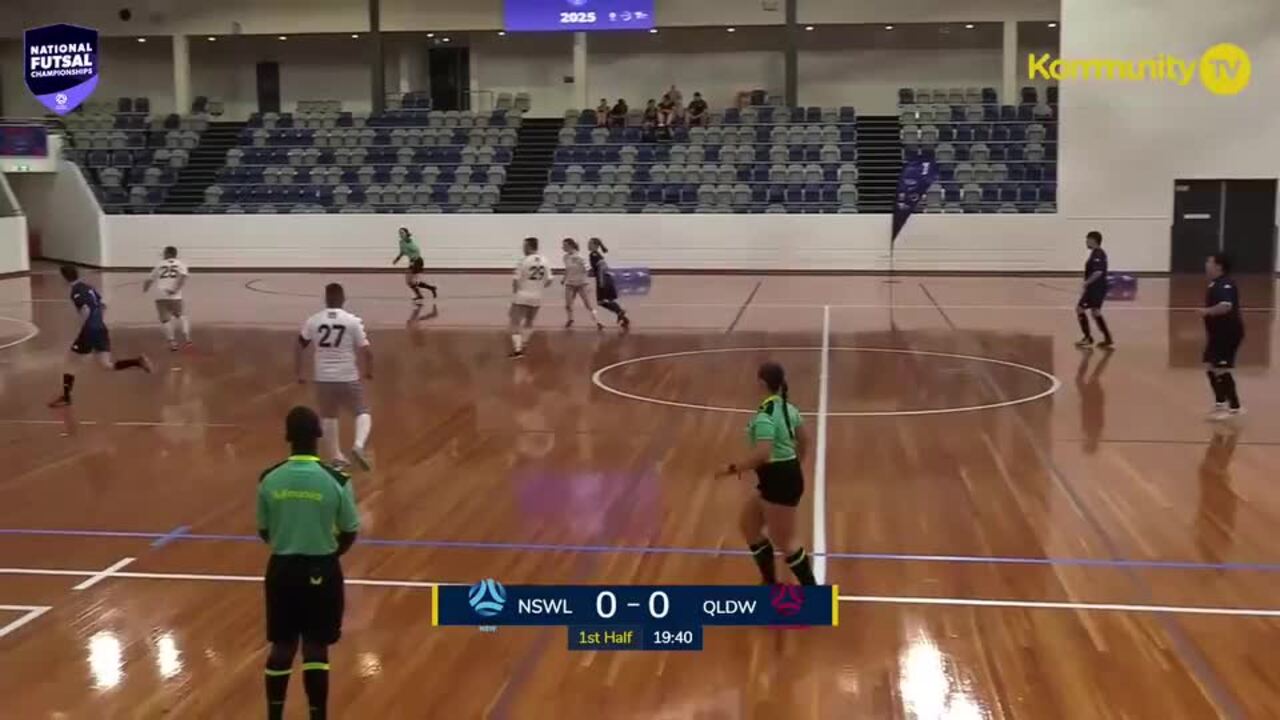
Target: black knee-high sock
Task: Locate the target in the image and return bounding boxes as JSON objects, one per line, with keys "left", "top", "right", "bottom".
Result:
{"left": 410, "top": 284, "right": 423, "bottom": 299}
{"left": 748, "top": 539, "right": 777, "bottom": 584}
{"left": 61, "top": 373, "right": 75, "bottom": 402}
{"left": 1093, "top": 315, "right": 1113, "bottom": 343}
{"left": 113, "top": 358, "right": 142, "bottom": 370}
{"left": 785, "top": 548, "right": 817, "bottom": 586}
{"left": 1220, "top": 372, "right": 1241, "bottom": 410}
{"left": 1207, "top": 371, "right": 1226, "bottom": 404}
{"left": 416, "top": 281, "right": 437, "bottom": 296}
{"left": 302, "top": 661, "right": 329, "bottom": 720}
{"left": 1076, "top": 314, "right": 1093, "bottom": 340}
{"left": 264, "top": 667, "right": 291, "bottom": 720}
{"left": 599, "top": 299, "right": 624, "bottom": 318}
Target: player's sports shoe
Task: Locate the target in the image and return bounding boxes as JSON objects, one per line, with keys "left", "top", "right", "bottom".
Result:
{"left": 1074, "top": 338, "right": 1094, "bottom": 348}
{"left": 169, "top": 342, "right": 180, "bottom": 352}
{"left": 1228, "top": 407, "right": 1247, "bottom": 419}
{"left": 429, "top": 286, "right": 438, "bottom": 299}
{"left": 47, "top": 396, "right": 71, "bottom": 408}
{"left": 596, "top": 322, "right": 605, "bottom": 331}
{"left": 328, "top": 457, "right": 352, "bottom": 472}
{"left": 1207, "top": 403, "right": 1231, "bottom": 422}
{"left": 351, "top": 446, "right": 372, "bottom": 472}
{"left": 139, "top": 355, "right": 155, "bottom": 373}
{"left": 508, "top": 349, "right": 525, "bottom": 359}
{"left": 1096, "top": 340, "right": 1115, "bottom": 349}
{"left": 620, "top": 314, "right": 632, "bottom": 331}
{"left": 564, "top": 319, "right": 574, "bottom": 329}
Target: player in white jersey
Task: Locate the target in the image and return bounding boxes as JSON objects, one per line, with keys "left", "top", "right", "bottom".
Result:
{"left": 508, "top": 237, "right": 553, "bottom": 359}
{"left": 295, "top": 283, "right": 375, "bottom": 470}
{"left": 561, "top": 238, "right": 603, "bottom": 330}
{"left": 141, "top": 246, "right": 192, "bottom": 351}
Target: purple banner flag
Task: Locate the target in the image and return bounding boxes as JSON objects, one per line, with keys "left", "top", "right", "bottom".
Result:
{"left": 892, "top": 158, "right": 940, "bottom": 243}
{"left": 24, "top": 24, "right": 99, "bottom": 116}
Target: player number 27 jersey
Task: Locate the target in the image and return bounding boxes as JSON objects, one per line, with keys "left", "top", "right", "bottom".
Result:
{"left": 300, "top": 308, "right": 370, "bottom": 382}
{"left": 513, "top": 254, "right": 551, "bottom": 306}
{"left": 150, "top": 259, "right": 189, "bottom": 298}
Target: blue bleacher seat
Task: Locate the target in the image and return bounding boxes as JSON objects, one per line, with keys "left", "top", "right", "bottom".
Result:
{"left": 839, "top": 106, "right": 856, "bottom": 123}
{"left": 1041, "top": 183, "right": 1057, "bottom": 202}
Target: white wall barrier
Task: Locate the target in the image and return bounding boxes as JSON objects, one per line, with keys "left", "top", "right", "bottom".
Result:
{"left": 7, "top": 161, "right": 106, "bottom": 267}
{"left": 100, "top": 213, "right": 1173, "bottom": 273}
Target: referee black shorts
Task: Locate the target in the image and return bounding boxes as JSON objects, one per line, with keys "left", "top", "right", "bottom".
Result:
{"left": 1077, "top": 289, "right": 1106, "bottom": 311}
{"left": 409, "top": 257, "right": 425, "bottom": 274}
{"left": 755, "top": 458, "right": 805, "bottom": 507}
{"left": 1203, "top": 329, "right": 1244, "bottom": 369}
{"left": 264, "top": 554, "right": 345, "bottom": 645}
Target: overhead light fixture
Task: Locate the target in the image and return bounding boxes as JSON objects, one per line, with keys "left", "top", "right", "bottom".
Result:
{"left": 726, "top": 27, "right": 736, "bottom": 33}
{"left": 351, "top": 33, "right": 360, "bottom": 39}
{"left": 498, "top": 31, "right": 506, "bottom": 36}
{"left": 1048, "top": 22, "right": 1058, "bottom": 28}
{"left": 206, "top": 36, "right": 217, "bottom": 42}
{"left": 441, "top": 37, "right": 451, "bottom": 43}
{"left": 648, "top": 28, "right": 658, "bottom": 34}
{"left": 278, "top": 35, "right": 288, "bottom": 41}
{"left": 964, "top": 23, "right": 975, "bottom": 29}
{"left": 884, "top": 25, "right": 895, "bottom": 31}
{"left": 804, "top": 25, "right": 815, "bottom": 31}
{"left": 136, "top": 38, "right": 147, "bottom": 43}
{"left": 427, "top": 32, "right": 436, "bottom": 38}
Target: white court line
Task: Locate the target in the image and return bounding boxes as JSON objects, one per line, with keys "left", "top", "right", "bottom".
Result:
{"left": 840, "top": 594, "right": 1280, "bottom": 618}
{"left": 0, "top": 605, "right": 52, "bottom": 639}
{"left": 813, "top": 308, "right": 831, "bottom": 585}
{"left": 0, "top": 316, "right": 39, "bottom": 351}
{"left": 71, "top": 557, "right": 135, "bottom": 591}
{"left": 592, "top": 346, "right": 1061, "bottom": 417}
{"left": 0, "top": 565, "right": 1275, "bottom": 618}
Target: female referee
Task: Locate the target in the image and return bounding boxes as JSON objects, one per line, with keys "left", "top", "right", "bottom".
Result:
{"left": 587, "top": 238, "right": 630, "bottom": 330}
{"left": 393, "top": 227, "right": 437, "bottom": 303}
{"left": 717, "top": 362, "right": 817, "bottom": 585}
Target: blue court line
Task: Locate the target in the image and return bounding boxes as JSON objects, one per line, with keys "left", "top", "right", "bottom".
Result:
{"left": 150, "top": 525, "right": 191, "bottom": 548}
{"left": 3, "top": 526, "right": 1280, "bottom": 573}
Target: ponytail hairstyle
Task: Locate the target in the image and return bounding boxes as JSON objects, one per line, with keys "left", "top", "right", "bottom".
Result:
{"left": 563, "top": 237, "right": 580, "bottom": 252}
{"left": 757, "top": 362, "right": 794, "bottom": 439}
{"left": 589, "top": 237, "right": 609, "bottom": 254}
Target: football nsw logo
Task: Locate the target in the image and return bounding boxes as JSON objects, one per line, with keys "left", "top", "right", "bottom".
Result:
{"left": 1028, "top": 42, "right": 1250, "bottom": 96}
{"left": 468, "top": 578, "right": 507, "bottom": 618}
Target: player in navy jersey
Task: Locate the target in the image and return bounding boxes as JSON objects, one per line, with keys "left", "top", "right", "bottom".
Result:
{"left": 48, "top": 265, "right": 153, "bottom": 407}
{"left": 1074, "top": 231, "right": 1114, "bottom": 348}
{"left": 1199, "top": 253, "right": 1245, "bottom": 420}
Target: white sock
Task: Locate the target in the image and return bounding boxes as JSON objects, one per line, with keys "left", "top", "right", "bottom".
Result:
{"left": 162, "top": 320, "right": 175, "bottom": 342}
{"left": 511, "top": 333, "right": 523, "bottom": 353}
{"left": 354, "top": 413, "right": 371, "bottom": 450}
{"left": 321, "top": 418, "right": 342, "bottom": 460}
{"left": 180, "top": 315, "right": 190, "bottom": 341}
{"left": 587, "top": 307, "right": 600, "bottom": 322}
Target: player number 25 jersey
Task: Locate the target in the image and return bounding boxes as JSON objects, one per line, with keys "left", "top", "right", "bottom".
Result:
{"left": 300, "top": 308, "right": 370, "bottom": 382}
{"left": 513, "top": 254, "right": 551, "bottom": 306}
{"left": 150, "top": 259, "right": 189, "bottom": 299}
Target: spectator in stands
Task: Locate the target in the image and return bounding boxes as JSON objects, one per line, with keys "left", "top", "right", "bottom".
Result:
{"left": 666, "top": 84, "right": 683, "bottom": 107}
{"left": 687, "top": 92, "right": 708, "bottom": 127}
{"left": 596, "top": 98, "right": 610, "bottom": 127}
{"left": 642, "top": 99, "right": 659, "bottom": 140}
{"left": 608, "top": 98, "right": 629, "bottom": 128}
{"left": 657, "top": 94, "right": 676, "bottom": 127}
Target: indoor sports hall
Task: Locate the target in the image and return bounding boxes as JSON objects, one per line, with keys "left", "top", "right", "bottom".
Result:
{"left": 1, "top": 0, "right": 1279, "bottom": 718}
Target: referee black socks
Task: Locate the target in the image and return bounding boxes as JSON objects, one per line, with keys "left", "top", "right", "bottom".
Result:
{"left": 785, "top": 548, "right": 817, "bottom": 586}
{"left": 264, "top": 666, "right": 290, "bottom": 720}
{"left": 303, "top": 661, "right": 330, "bottom": 720}
{"left": 748, "top": 539, "right": 777, "bottom": 584}
{"left": 1094, "top": 315, "right": 1113, "bottom": 344}
{"left": 60, "top": 373, "right": 75, "bottom": 403}
{"left": 1220, "top": 373, "right": 1241, "bottom": 410}
{"left": 1207, "top": 371, "right": 1227, "bottom": 404}
{"left": 1076, "top": 315, "right": 1093, "bottom": 342}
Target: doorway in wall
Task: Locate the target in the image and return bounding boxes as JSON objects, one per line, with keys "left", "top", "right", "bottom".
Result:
{"left": 1170, "top": 179, "right": 1277, "bottom": 273}
{"left": 428, "top": 47, "right": 470, "bottom": 111}
{"left": 256, "top": 62, "right": 281, "bottom": 114}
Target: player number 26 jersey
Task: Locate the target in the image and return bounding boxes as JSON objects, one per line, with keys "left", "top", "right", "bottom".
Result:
{"left": 301, "top": 308, "right": 370, "bottom": 382}
{"left": 513, "top": 254, "right": 551, "bottom": 306}
{"left": 150, "top": 259, "right": 189, "bottom": 298}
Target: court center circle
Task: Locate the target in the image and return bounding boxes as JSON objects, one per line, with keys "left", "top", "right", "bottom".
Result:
{"left": 591, "top": 346, "right": 1061, "bottom": 417}
{"left": 0, "top": 316, "right": 39, "bottom": 351}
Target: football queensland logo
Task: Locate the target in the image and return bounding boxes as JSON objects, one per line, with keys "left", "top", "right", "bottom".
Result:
{"left": 770, "top": 585, "right": 804, "bottom": 617}
{"left": 24, "top": 24, "right": 100, "bottom": 115}
{"left": 1028, "top": 43, "right": 1250, "bottom": 96}
{"left": 468, "top": 578, "right": 507, "bottom": 618}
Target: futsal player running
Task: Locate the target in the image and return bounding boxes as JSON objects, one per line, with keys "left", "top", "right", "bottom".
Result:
{"left": 48, "top": 265, "right": 153, "bottom": 407}
{"left": 258, "top": 405, "right": 360, "bottom": 720}
{"left": 296, "top": 283, "right": 375, "bottom": 470}
{"left": 392, "top": 227, "right": 437, "bottom": 303}
{"left": 1199, "top": 253, "right": 1245, "bottom": 420}
{"left": 562, "top": 238, "right": 603, "bottom": 330}
{"left": 587, "top": 238, "right": 630, "bottom": 330}
{"left": 509, "top": 237, "right": 553, "bottom": 358}
{"left": 716, "top": 362, "right": 817, "bottom": 586}
{"left": 141, "top": 246, "right": 192, "bottom": 351}
{"left": 1074, "top": 231, "right": 1114, "bottom": 348}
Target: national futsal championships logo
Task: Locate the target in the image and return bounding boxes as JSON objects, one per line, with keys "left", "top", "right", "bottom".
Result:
{"left": 468, "top": 578, "right": 507, "bottom": 617}
{"left": 1028, "top": 42, "right": 1251, "bottom": 96}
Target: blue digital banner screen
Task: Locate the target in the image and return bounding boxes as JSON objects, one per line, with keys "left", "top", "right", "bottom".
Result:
{"left": 504, "top": 0, "right": 655, "bottom": 32}
{"left": 0, "top": 126, "right": 48, "bottom": 157}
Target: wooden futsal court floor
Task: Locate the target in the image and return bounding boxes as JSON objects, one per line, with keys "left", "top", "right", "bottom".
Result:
{"left": 1, "top": 267, "right": 1280, "bottom": 718}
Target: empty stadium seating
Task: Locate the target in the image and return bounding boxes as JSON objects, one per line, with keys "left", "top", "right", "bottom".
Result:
{"left": 898, "top": 86, "right": 1058, "bottom": 213}
{"left": 544, "top": 104, "right": 860, "bottom": 213}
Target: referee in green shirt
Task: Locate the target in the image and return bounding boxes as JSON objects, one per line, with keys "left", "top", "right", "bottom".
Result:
{"left": 258, "top": 406, "right": 360, "bottom": 720}
{"left": 393, "top": 227, "right": 438, "bottom": 302}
